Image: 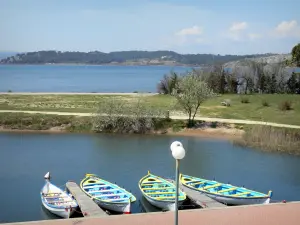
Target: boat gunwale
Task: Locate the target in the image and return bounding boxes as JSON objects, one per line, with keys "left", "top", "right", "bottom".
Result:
{"left": 138, "top": 171, "right": 186, "bottom": 202}
{"left": 80, "top": 174, "right": 136, "bottom": 204}
{"left": 180, "top": 174, "right": 271, "bottom": 200}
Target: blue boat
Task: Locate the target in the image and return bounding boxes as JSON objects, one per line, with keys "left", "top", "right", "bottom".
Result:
{"left": 180, "top": 174, "right": 272, "bottom": 205}
{"left": 80, "top": 174, "right": 136, "bottom": 214}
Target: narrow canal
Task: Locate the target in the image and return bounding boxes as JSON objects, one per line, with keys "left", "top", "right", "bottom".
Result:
{"left": 1, "top": 132, "right": 300, "bottom": 223}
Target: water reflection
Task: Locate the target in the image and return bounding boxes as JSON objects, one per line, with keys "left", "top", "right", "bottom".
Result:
{"left": 0, "top": 133, "right": 300, "bottom": 223}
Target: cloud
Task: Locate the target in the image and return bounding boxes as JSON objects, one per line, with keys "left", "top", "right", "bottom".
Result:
{"left": 248, "top": 33, "right": 262, "bottom": 40}
{"left": 175, "top": 25, "right": 203, "bottom": 36}
{"left": 227, "top": 22, "right": 248, "bottom": 41}
{"left": 165, "top": 25, "right": 207, "bottom": 46}
{"left": 273, "top": 20, "right": 300, "bottom": 38}
{"left": 229, "top": 22, "right": 247, "bottom": 32}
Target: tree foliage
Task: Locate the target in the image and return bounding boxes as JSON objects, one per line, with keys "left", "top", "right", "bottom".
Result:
{"left": 0, "top": 50, "right": 277, "bottom": 65}
{"left": 157, "top": 72, "right": 180, "bottom": 94}
{"left": 292, "top": 43, "right": 300, "bottom": 67}
{"left": 172, "top": 73, "right": 215, "bottom": 127}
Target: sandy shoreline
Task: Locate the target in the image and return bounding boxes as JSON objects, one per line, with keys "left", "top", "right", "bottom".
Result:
{"left": 168, "top": 127, "right": 244, "bottom": 140}
{"left": 0, "top": 127, "right": 243, "bottom": 140}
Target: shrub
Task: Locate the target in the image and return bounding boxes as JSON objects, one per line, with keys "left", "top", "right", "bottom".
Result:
{"left": 93, "top": 97, "right": 166, "bottom": 134}
{"left": 171, "top": 120, "right": 186, "bottom": 132}
{"left": 262, "top": 99, "right": 270, "bottom": 107}
{"left": 210, "top": 121, "right": 218, "bottom": 128}
{"left": 279, "top": 100, "right": 292, "bottom": 111}
{"left": 8, "top": 90, "right": 12, "bottom": 93}
{"left": 157, "top": 72, "right": 179, "bottom": 95}
{"left": 241, "top": 96, "right": 250, "bottom": 103}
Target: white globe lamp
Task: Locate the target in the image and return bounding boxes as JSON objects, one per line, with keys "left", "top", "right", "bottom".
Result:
{"left": 170, "top": 141, "right": 185, "bottom": 160}
{"left": 170, "top": 141, "right": 186, "bottom": 225}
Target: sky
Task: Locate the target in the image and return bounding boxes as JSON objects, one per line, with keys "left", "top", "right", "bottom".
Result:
{"left": 0, "top": 0, "right": 299, "bottom": 55}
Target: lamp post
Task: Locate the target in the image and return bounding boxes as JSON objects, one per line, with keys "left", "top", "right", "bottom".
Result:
{"left": 170, "top": 141, "right": 186, "bottom": 225}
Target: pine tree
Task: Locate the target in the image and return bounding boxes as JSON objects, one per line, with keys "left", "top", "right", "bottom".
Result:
{"left": 270, "top": 74, "right": 277, "bottom": 94}
{"left": 287, "top": 72, "right": 297, "bottom": 94}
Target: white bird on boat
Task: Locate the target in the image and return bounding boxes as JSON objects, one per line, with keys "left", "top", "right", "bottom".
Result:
{"left": 40, "top": 172, "right": 78, "bottom": 218}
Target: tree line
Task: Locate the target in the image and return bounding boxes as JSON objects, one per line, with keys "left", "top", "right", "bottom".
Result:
{"left": 159, "top": 62, "right": 300, "bottom": 95}
{"left": 0, "top": 50, "right": 274, "bottom": 65}
{"left": 158, "top": 43, "right": 300, "bottom": 95}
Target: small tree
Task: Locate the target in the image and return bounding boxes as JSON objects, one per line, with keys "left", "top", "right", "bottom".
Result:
{"left": 157, "top": 71, "right": 179, "bottom": 95}
{"left": 270, "top": 73, "right": 277, "bottom": 94}
{"left": 287, "top": 72, "right": 297, "bottom": 94}
{"left": 219, "top": 70, "right": 226, "bottom": 94}
{"left": 258, "top": 73, "right": 266, "bottom": 93}
{"left": 172, "top": 73, "right": 215, "bottom": 127}
{"left": 291, "top": 43, "right": 300, "bottom": 67}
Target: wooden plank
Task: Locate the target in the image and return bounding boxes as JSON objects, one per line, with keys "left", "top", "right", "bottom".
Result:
{"left": 202, "top": 183, "right": 222, "bottom": 190}
{"left": 168, "top": 179, "right": 226, "bottom": 208}
{"left": 189, "top": 180, "right": 207, "bottom": 186}
{"left": 142, "top": 187, "right": 174, "bottom": 190}
{"left": 66, "top": 181, "right": 108, "bottom": 217}
{"left": 231, "top": 192, "right": 251, "bottom": 197}
{"left": 147, "top": 192, "right": 176, "bottom": 195}
{"left": 217, "top": 187, "right": 238, "bottom": 193}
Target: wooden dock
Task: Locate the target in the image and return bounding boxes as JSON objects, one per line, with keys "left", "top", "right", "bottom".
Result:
{"left": 168, "top": 179, "right": 225, "bottom": 208}
{"left": 66, "top": 181, "right": 108, "bottom": 217}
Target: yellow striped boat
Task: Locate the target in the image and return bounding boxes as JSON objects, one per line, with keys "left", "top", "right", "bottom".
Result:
{"left": 180, "top": 174, "right": 272, "bottom": 205}
{"left": 138, "top": 171, "right": 186, "bottom": 211}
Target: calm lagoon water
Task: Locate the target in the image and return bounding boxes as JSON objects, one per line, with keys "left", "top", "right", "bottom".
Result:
{"left": 0, "top": 65, "right": 195, "bottom": 93}
{"left": 0, "top": 65, "right": 299, "bottom": 93}
{"left": 0, "top": 132, "right": 300, "bottom": 223}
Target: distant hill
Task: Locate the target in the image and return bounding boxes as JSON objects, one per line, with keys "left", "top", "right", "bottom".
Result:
{"left": 224, "top": 54, "right": 292, "bottom": 68}
{"left": 0, "top": 50, "right": 277, "bottom": 66}
{"left": 0, "top": 52, "right": 18, "bottom": 60}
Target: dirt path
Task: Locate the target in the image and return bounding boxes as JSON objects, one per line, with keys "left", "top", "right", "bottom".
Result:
{"left": 0, "top": 92, "right": 157, "bottom": 95}
{"left": 1, "top": 109, "right": 300, "bottom": 129}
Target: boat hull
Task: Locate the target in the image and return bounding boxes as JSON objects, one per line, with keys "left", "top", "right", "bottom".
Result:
{"left": 143, "top": 194, "right": 184, "bottom": 211}
{"left": 40, "top": 178, "right": 78, "bottom": 219}
{"left": 80, "top": 174, "right": 135, "bottom": 214}
{"left": 94, "top": 199, "right": 131, "bottom": 213}
{"left": 205, "top": 192, "right": 270, "bottom": 205}
{"left": 41, "top": 199, "right": 76, "bottom": 218}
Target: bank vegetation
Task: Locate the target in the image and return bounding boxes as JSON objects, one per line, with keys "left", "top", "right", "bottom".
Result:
{"left": 236, "top": 125, "right": 300, "bottom": 155}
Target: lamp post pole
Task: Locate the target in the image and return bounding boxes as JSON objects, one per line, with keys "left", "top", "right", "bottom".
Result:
{"left": 175, "top": 159, "right": 179, "bottom": 225}
{"left": 170, "top": 141, "right": 186, "bottom": 225}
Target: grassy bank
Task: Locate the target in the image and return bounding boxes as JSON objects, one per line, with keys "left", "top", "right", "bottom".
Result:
{"left": 0, "top": 112, "right": 237, "bottom": 137}
{"left": 0, "top": 113, "right": 93, "bottom": 132}
{"left": 236, "top": 125, "right": 300, "bottom": 155}
{"left": 1, "top": 112, "right": 299, "bottom": 155}
{"left": 1, "top": 93, "right": 300, "bottom": 125}
{"left": 0, "top": 113, "right": 186, "bottom": 134}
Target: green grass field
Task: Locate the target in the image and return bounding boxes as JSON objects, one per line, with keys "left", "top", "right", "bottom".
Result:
{"left": 1, "top": 94, "right": 300, "bottom": 125}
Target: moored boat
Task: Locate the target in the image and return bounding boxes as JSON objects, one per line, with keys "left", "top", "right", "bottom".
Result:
{"left": 138, "top": 171, "right": 186, "bottom": 211}
{"left": 180, "top": 174, "right": 272, "bottom": 205}
{"left": 40, "top": 172, "right": 78, "bottom": 218}
{"left": 80, "top": 173, "right": 136, "bottom": 214}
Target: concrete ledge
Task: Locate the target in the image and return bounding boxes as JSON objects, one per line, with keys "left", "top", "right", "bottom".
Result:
{"left": 2, "top": 201, "right": 299, "bottom": 225}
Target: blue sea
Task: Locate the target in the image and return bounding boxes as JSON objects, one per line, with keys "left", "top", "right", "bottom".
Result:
{"left": 0, "top": 65, "right": 197, "bottom": 93}
{"left": 0, "top": 65, "right": 299, "bottom": 93}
